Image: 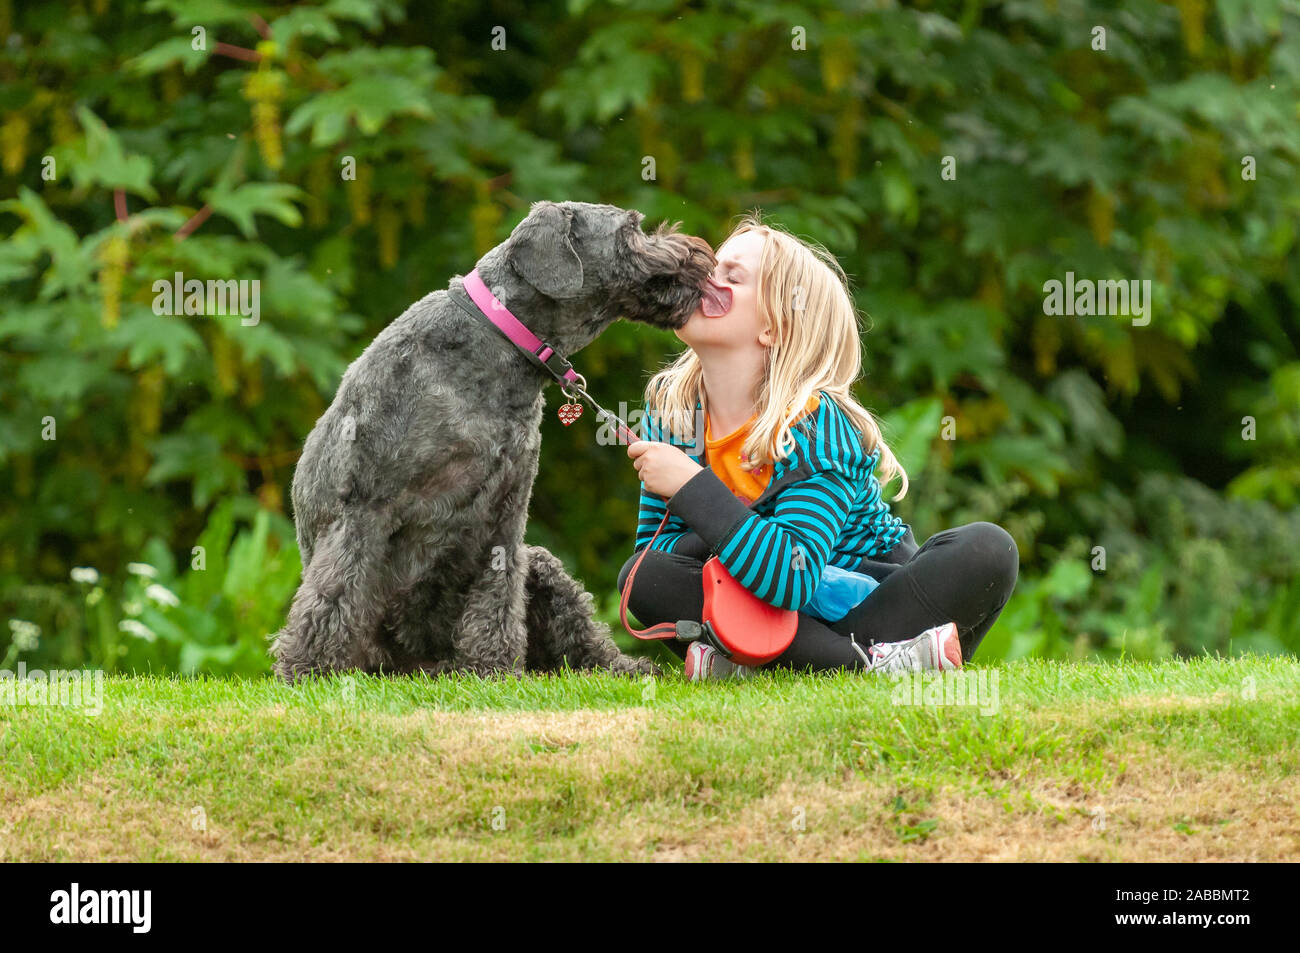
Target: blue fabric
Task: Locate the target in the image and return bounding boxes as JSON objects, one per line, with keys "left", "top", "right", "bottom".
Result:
{"left": 802, "top": 564, "right": 879, "bottom": 622}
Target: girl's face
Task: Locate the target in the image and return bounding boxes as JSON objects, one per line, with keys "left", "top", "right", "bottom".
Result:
{"left": 676, "top": 230, "right": 773, "bottom": 352}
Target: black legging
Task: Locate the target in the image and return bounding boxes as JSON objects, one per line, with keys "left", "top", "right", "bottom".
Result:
{"left": 617, "top": 522, "right": 1019, "bottom": 670}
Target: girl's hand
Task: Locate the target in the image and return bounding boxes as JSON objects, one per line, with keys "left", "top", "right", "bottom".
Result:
{"left": 628, "top": 441, "right": 703, "bottom": 499}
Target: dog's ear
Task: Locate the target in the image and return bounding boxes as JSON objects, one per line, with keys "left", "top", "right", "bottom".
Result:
{"left": 508, "top": 202, "right": 584, "bottom": 299}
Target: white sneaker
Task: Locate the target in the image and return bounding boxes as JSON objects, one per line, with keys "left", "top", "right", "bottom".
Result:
{"left": 859, "top": 622, "right": 963, "bottom": 674}
{"left": 683, "top": 642, "right": 757, "bottom": 681}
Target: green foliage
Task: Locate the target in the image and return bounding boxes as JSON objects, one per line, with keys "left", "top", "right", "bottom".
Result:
{"left": 3, "top": 496, "right": 294, "bottom": 676}
{"left": 2, "top": 0, "right": 1298, "bottom": 672}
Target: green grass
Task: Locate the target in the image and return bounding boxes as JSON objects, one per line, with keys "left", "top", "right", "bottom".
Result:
{"left": 1, "top": 655, "right": 1296, "bottom": 861}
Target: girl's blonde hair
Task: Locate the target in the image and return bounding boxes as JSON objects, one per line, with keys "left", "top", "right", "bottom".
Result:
{"left": 644, "top": 212, "right": 908, "bottom": 498}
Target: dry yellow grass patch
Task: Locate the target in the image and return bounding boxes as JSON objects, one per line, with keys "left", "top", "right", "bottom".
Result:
{"left": 904, "top": 748, "right": 1300, "bottom": 862}
{"left": 554, "top": 740, "right": 1300, "bottom": 862}
{"left": 1, "top": 707, "right": 657, "bottom": 862}
{"left": 415, "top": 706, "right": 652, "bottom": 751}
{"left": 2, "top": 777, "right": 222, "bottom": 862}
{"left": 4, "top": 698, "right": 1296, "bottom": 862}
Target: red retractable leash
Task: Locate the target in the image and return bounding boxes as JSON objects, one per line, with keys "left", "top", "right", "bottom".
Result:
{"left": 616, "top": 510, "right": 798, "bottom": 666}
{"left": 561, "top": 383, "right": 797, "bottom": 667}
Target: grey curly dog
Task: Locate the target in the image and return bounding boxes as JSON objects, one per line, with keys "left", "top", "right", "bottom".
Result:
{"left": 271, "top": 201, "right": 716, "bottom": 680}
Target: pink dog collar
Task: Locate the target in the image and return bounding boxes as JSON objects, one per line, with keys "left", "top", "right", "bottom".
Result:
{"left": 461, "top": 268, "right": 580, "bottom": 388}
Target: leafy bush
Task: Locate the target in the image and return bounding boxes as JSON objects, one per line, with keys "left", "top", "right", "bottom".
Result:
{"left": 4, "top": 498, "right": 295, "bottom": 675}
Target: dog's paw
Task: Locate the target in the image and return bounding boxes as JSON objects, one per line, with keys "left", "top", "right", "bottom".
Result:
{"left": 452, "top": 660, "right": 526, "bottom": 680}
{"left": 606, "top": 654, "right": 660, "bottom": 677}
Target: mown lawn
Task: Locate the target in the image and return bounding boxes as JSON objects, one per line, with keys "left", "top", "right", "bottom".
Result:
{"left": 0, "top": 656, "right": 1296, "bottom": 861}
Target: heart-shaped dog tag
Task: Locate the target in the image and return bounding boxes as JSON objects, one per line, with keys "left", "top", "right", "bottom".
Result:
{"left": 558, "top": 402, "right": 584, "bottom": 426}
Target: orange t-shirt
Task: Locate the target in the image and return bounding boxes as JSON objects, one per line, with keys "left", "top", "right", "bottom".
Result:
{"left": 705, "top": 396, "right": 820, "bottom": 505}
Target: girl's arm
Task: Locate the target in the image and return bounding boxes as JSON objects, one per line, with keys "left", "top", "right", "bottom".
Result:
{"left": 632, "top": 408, "right": 711, "bottom": 557}
{"left": 634, "top": 478, "right": 714, "bottom": 559}
{"left": 633, "top": 482, "right": 690, "bottom": 554}
{"left": 665, "top": 463, "right": 867, "bottom": 611}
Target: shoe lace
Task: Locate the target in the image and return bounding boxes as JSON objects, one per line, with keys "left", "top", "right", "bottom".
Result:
{"left": 849, "top": 633, "right": 873, "bottom": 667}
{"left": 866, "top": 639, "right": 922, "bottom": 674}
{"left": 851, "top": 633, "right": 915, "bottom": 674}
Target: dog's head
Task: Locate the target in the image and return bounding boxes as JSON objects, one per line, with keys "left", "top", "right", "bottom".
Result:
{"left": 483, "top": 200, "right": 718, "bottom": 353}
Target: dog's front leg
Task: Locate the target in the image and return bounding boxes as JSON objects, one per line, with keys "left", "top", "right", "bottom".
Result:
{"left": 447, "top": 541, "right": 530, "bottom": 677}
{"left": 271, "top": 506, "right": 397, "bottom": 680}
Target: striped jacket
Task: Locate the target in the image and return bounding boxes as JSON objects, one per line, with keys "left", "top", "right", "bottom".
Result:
{"left": 633, "top": 391, "right": 908, "bottom": 612}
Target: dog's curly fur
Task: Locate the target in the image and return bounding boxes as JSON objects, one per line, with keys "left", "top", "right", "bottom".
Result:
{"left": 271, "top": 201, "right": 716, "bottom": 680}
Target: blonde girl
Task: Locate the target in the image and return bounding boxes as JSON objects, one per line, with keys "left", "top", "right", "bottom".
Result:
{"left": 620, "top": 215, "right": 1018, "bottom": 679}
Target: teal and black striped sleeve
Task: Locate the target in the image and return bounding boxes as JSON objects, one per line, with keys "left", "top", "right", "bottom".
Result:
{"left": 633, "top": 482, "right": 691, "bottom": 554}
{"left": 631, "top": 408, "right": 699, "bottom": 556}
{"left": 666, "top": 462, "right": 867, "bottom": 611}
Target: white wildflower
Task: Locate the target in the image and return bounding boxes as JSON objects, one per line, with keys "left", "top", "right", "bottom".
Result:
{"left": 7, "top": 619, "right": 41, "bottom": 651}
{"left": 118, "top": 619, "right": 156, "bottom": 642}
{"left": 70, "top": 567, "right": 100, "bottom": 585}
{"left": 126, "top": 562, "right": 158, "bottom": 579}
{"left": 145, "top": 584, "right": 180, "bottom": 608}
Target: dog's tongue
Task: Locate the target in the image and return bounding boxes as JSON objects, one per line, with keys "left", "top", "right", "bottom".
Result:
{"left": 700, "top": 279, "right": 732, "bottom": 317}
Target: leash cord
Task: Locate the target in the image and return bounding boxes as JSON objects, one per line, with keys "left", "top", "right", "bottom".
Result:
{"left": 555, "top": 373, "right": 686, "bottom": 642}
{"left": 617, "top": 511, "right": 680, "bottom": 642}
{"left": 561, "top": 380, "right": 641, "bottom": 446}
